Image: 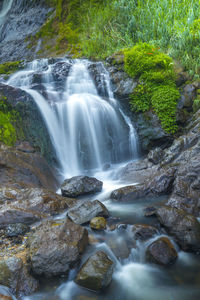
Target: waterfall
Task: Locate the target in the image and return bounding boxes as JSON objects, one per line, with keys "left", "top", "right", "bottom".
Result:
{"left": 7, "top": 58, "right": 138, "bottom": 178}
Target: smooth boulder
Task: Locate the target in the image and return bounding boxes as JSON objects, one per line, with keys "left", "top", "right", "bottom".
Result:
{"left": 61, "top": 176, "right": 103, "bottom": 197}
{"left": 68, "top": 200, "right": 109, "bottom": 225}
{"left": 27, "top": 219, "right": 88, "bottom": 277}
{"left": 146, "top": 237, "right": 178, "bottom": 265}
{"left": 75, "top": 251, "right": 114, "bottom": 291}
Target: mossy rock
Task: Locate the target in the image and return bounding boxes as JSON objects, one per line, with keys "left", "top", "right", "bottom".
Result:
{"left": 90, "top": 217, "right": 107, "bottom": 230}
{"left": 124, "top": 43, "right": 180, "bottom": 134}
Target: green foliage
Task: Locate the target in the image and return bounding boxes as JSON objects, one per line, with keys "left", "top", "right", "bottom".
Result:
{"left": 193, "top": 98, "right": 200, "bottom": 113}
{"left": 124, "top": 43, "right": 173, "bottom": 78}
{"left": 74, "top": 0, "right": 200, "bottom": 77}
{"left": 151, "top": 85, "right": 179, "bottom": 133}
{"left": 0, "top": 97, "right": 23, "bottom": 146}
{"left": 126, "top": 43, "right": 180, "bottom": 134}
{"left": 0, "top": 61, "right": 22, "bottom": 75}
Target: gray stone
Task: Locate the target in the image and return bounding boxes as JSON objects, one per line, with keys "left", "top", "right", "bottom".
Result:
{"left": 28, "top": 219, "right": 88, "bottom": 277}
{"left": 75, "top": 251, "right": 114, "bottom": 291}
{"left": 68, "top": 200, "right": 109, "bottom": 225}
{"left": 61, "top": 176, "right": 103, "bottom": 198}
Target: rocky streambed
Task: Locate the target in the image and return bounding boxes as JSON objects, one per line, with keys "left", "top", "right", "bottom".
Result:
{"left": 0, "top": 107, "right": 200, "bottom": 300}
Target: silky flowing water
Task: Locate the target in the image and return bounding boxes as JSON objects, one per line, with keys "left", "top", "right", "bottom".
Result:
{"left": 3, "top": 58, "right": 200, "bottom": 300}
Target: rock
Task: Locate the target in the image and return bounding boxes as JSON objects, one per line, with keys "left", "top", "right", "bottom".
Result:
{"left": 90, "top": 217, "right": 107, "bottom": 230}
{"left": 132, "top": 111, "right": 173, "bottom": 153}
{"left": 147, "top": 147, "right": 164, "bottom": 165}
{"left": 111, "top": 166, "right": 176, "bottom": 201}
{"left": 146, "top": 237, "right": 178, "bottom": 265}
{"left": 88, "top": 63, "right": 110, "bottom": 98}
{"left": 75, "top": 251, "right": 114, "bottom": 291}
{"left": 68, "top": 200, "right": 109, "bottom": 225}
{"left": 156, "top": 206, "right": 200, "bottom": 252}
{"left": 61, "top": 176, "right": 103, "bottom": 198}
{"left": 178, "top": 84, "right": 196, "bottom": 110}
{"left": 15, "top": 141, "right": 35, "bottom": 153}
{"left": 4, "top": 224, "right": 29, "bottom": 238}
{"left": 27, "top": 219, "right": 88, "bottom": 277}
{"left": 0, "top": 142, "right": 58, "bottom": 190}
{"left": 132, "top": 224, "right": 158, "bottom": 241}
{"left": 0, "top": 206, "right": 45, "bottom": 228}
{"left": 0, "top": 84, "right": 57, "bottom": 166}
{"left": 0, "top": 256, "right": 38, "bottom": 298}
{"left": 0, "top": 187, "right": 76, "bottom": 215}
{"left": 0, "top": 286, "right": 17, "bottom": 300}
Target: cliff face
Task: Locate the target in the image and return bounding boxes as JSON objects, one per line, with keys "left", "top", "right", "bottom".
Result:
{"left": 0, "top": 0, "right": 51, "bottom": 63}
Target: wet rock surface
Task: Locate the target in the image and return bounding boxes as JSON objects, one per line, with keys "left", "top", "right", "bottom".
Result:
{"left": 27, "top": 219, "right": 88, "bottom": 277}
{"left": 0, "top": 84, "right": 56, "bottom": 165}
{"left": 146, "top": 237, "right": 178, "bottom": 265}
{"left": 0, "top": 256, "right": 38, "bottom": 298}
{"left": 156, "top": 206, "right": 200, "bottom": 252}
{"left": 132, "top": 224, "right": 158, "bottom": 241}
{"left": 68, "top": 200, "right": 109, "bottom": 225}
{"left": 75, "top": 251, "right": 114, "bottom": 291}
{"left": 0, "top": 143, "right": 58, "bottom": 190}
{"left": 61, "top": 176, "right": 103, "bottom": 198}
{"left": 90, "top": 217, "right": 107, "bottom": 230}
{"left": 0, "top": 187, "right": 76, "bottom": 227}
{"left": 111, "top": 166, "right": 176, "bottom": 201}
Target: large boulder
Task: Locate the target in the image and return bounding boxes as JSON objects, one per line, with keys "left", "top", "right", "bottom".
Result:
{"left": 0, "top": 187, "right": 76, "bottom": 215}
{"left": 0, "top": 143, "right": 58, "bottom": 190}
{"left": 111, "top": 166, "right": 176, "bottom": 201}
{"left": 0, "top": 187, "right": 76, "bottom": 227}
{"left": 156, "top": 206, "right": 200, "bottom": 252}
{"left": 68, "top": 200, "right": 109, "bottom": 225}
{"left": 146, "top": 237, "right": 178, "bottom": 265}
{"left": 0, "top": 206, "right": 45, "bottom": 228}
{"left": 27, "top": 219, "right": 88, "bottom": 277}
{"left": 61, "top": 176, "right": 103, "bottom": 197}
{"left": 75, "top": 251, "right": 114, "bottom": 291}
{"left": 0, "top": 256, "right": 38, "bottom": 299}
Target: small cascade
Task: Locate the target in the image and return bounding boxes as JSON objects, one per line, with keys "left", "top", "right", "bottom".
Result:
{"left": 7, "top": 59, "right": 138, "bottom": 178}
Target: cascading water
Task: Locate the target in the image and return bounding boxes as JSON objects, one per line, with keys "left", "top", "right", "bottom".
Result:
{"left": 7, "top": 58, "right": 138, "bottom": 178}
{"left": 3, "top": 59, "right": 200, "bottom": 300}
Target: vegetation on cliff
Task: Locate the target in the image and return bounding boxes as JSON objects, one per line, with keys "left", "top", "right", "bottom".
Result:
{"left": 124, "top": 43, "right": 180, "bottom": 134}
{"left": 0, "top": 97, "right": 24, "bottom": 146}
{"left": 40, "top": 0, "right": 200, "bottom": 79}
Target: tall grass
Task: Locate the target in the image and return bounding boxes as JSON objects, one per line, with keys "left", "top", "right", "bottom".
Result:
{"left": 79, "top": 0, "right": 200, "bottom": 77}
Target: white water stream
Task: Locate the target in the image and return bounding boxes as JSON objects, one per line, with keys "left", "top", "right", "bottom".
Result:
{"left": 7, "top": 58, "right": 138, "bottom": 179}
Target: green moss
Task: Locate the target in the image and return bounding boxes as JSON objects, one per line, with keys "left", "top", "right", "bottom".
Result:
{"left": 193, "top": 98, "right": 200, "bottom": 113}
{"left": 0, "top": 61, "right": 22, "bottom": 75}
{"left": 125, "top": 43, "right": 180, "bottom": 134}
{"left": 0, "top": 97, "right": 24, "bottom": 146}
